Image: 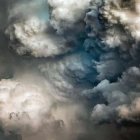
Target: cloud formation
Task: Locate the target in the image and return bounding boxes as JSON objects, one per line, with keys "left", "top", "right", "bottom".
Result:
{"left": 0, "top": 79, "right": 52, "bottom": 133}
{"left": 0, "top": 0, "right": 140, "bottom": 140}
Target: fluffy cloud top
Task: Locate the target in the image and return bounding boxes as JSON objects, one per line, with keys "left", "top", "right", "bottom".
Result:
{"left": 5, "top": 17, "right": 74, "bottom": 57}
{"left": 48, "top": 0, "right": 91, "bottom": 31}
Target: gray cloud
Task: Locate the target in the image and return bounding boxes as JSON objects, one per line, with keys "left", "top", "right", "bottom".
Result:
{"left": 0, "top": 0, "right": 140, "bottom": 140}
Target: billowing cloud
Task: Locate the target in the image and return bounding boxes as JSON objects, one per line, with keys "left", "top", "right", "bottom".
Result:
{"left": 6, "top": 17, "right": 73, "bottom": 57}
{"left": 39, "top": 52, "right": 95, "bottom": 97}
{"left": 89, "top": 66, "right": 140, "bottom": 124}
{"left": 48, "top": 0, "right": 91, "bottom": 32}
{"left": 85, "top": 0, "right": 140, "bottom": 52}
{"left": 0, "top": 79, "right": 52, "bottom": 133}
{"left": 1, "top": 0, "right": 140, "bottom": 140}
{"left": 5, "top": 1, "right": 67, "bottom": 58}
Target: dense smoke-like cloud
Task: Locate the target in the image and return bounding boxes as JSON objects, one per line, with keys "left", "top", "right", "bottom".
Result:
{"left": 0, "top": 0, "right": 140, "bottom": 140}
{"left": 83, "top": 0, "right": 140, "bottom": 124}
{"left": 90, "top": 66, "right": 140, "bottom": 123}
{"left": 6, "top": 17, "right": 73, "bottom": 57}
{"left": 48, "top": 0, "right": 91, "bottom": 32}
{"left": 39, "top": 52, "right": 95, "bottom": 97}
{"left": 85, "top": 0, "right": 140, "bottom": 52}
{"left": 5, "top": 0, "right": 90, "bottom": 58}
{"left": 0, "top": 78, "right": 89, "bottom": 140}
{"left": 0, "top": 79, "right": 51, "bottom": 133}
{"left": 102, "top": 0, "right": 140, "bottom": 40}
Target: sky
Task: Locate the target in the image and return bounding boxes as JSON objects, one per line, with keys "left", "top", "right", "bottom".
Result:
{"left": 0, "top": 0, "right": 140, "bottom": 140}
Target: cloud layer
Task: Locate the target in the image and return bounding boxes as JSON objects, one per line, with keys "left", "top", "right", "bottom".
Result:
{"left": 0, "top": 0, "right": 140, "bottom": 140}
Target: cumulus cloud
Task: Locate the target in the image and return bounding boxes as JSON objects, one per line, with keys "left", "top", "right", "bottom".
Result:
{"left": 1, "top": 0, "right": 140, "bottom": 139}
{"left": 5, "top": 0, "right": 79, "bottom": 58}
{"left": 48, "top": 0, "right": 91, "bottom": 32}
{"left": 118, "top": 98, "right": 140, "bottom": 121}
{"left": 102, "top": 0, "right": 140, "bottom": 39}
{"left": 0, "top": 79, "right": 52, "bottom": 133}
{"left": 39, "top": 52, "right": 95, "bottom": 98}
{"left": 0, "top": 78, "right": 89, "bottom": 140}
{"left": 89, "top": 66, "right": 140, "bottom": 124}
{"left": 85, "top": 0, "right": 140, "bottom": 53}
{"left": 6, "top": 17, "right": 73, "bottom": 57}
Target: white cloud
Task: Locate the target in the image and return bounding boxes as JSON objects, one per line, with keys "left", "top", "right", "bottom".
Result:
{"left": 48, "top": 0, "right": 91, "bottom": 32}
{"left": 0, "top": 79, "right": 52, "bottom": 133}
{"left": 6, "top": 17, "right": 73, "bottom": 57}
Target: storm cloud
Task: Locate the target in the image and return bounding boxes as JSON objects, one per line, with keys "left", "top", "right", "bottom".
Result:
{"left": 0, "top": 0, "right": 140, "bottom": 140}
